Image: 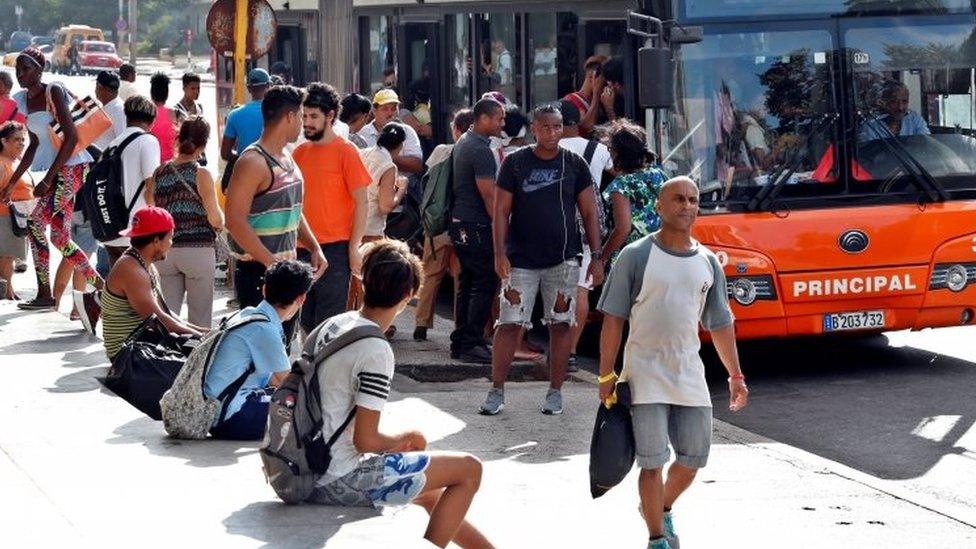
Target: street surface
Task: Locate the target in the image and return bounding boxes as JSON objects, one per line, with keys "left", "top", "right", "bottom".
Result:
{"left": 2, "top": 67, "right": 976, "bottom": 547}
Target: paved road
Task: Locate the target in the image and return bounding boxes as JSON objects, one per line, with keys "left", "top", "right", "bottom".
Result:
{"left": 2, "top": 298, "right": 975, "bottom": 547}
{"left": 704, "top": 327, "right": 976, "bottom": 527}
{"left": 2, "top": 64, "right": 221, "bottom": 173}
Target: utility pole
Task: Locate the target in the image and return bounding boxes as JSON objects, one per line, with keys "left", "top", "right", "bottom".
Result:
{"left": 128, "top": 0, "right": 138, "bottom": 66}
{"left": 233, "top": 0, "right": 248, "bottom": 104}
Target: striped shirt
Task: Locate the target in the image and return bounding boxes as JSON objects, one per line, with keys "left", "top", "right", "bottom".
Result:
{"left": 153, "top": 161, "right": 215, "bottom": 248}
{"left": 102, "top": 257, "right": 163, "bottom": 360}
{"left": 228, "top": 144, "right": 303, "bottom": 261}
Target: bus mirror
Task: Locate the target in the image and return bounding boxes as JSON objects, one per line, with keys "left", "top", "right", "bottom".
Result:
{"left": 638, "top": 46, "right": 674, "bottom": 109}
{"left": 667, "top": 25, "right": 702, "bottom": 45}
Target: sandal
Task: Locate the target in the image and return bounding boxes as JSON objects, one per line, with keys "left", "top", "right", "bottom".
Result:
{"left": 69, "top": 309, "right": 81, "bottom": 321}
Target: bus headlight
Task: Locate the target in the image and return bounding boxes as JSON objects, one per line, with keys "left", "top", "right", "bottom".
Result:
{"left": 731, "top": 278, "right": 757, "bottom": 305}
{"left": 726, "top": 275, "right": 776, "bottom": 306}
{"left": 946, "top": 264, "right": 969, "bottom": 292}
{"left": 929, "top": 263, "right": 976, "bottom": 292}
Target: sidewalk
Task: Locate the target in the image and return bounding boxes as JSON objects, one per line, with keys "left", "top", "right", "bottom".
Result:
{"left": 1, "top": 300, "right": 974, "bottom": 547}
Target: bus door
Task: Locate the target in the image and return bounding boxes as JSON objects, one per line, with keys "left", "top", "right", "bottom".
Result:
{"left": 271, "top": 25, "right": 309, "bottom": 86}
{"left": 580, "top": 19, "right": 626, "bottom": 60}
{"left": 397, "top": 22, "right": 442, "bottom": 152}
{"left": 580, "top": 18, "right": 636, "bottom": 120}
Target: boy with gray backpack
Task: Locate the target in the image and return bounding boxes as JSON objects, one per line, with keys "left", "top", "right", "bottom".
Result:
{"left": 261, "top": 239, "right": 494, "bottom": 548}
{"left": 161, "top": 260, "right": 312, "bottom": 440}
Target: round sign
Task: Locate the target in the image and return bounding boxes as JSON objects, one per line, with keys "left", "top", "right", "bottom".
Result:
{"left": 206, "top": 0, "right": 277, "bottom": 58}
{"left": 115, "top": 18, "right": 128, "bottom": 32}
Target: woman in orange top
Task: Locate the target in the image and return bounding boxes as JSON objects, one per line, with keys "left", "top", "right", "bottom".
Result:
{"left": 0, "top": 121, "right": 35, "bottom": 300}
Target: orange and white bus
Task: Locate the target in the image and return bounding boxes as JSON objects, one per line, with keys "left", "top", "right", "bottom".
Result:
{"left": 638, "top": 0, "right": 976, "bottom": 339}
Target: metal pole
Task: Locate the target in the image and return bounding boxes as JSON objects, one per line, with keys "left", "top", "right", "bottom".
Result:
{"left": 128, "top": 0, "right": 138, "bottom": 66}
{"left": 233, "top": 0, "right": 248, "bottom": 104}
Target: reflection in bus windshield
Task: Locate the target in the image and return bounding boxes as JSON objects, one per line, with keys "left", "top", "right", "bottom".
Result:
{"left": 667, "top": 19, "right": 976, "bottom": 208}
{"left": 666, "top": 29, "right": 835, "bottom": 198}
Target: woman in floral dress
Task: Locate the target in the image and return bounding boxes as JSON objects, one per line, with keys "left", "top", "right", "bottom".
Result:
{"left": 602, "top": 120, "right": 669, "bottom": 262}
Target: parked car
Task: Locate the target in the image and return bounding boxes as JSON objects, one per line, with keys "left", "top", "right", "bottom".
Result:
{"left": 77, "top": 41, "right": 122, "bottom": 74}
{"left": 51, "top": 25, "right": 104, "bottom": 73}
{"left": 30, "top": 36, "right": 54, "bottom": 48}
{"left": 7, "top": 31, "right": 32, "bottom": 52}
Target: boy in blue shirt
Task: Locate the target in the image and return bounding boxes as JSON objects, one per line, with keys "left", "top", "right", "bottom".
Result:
{"left": 205, "top": 259, "right": 313, "bottom": 440}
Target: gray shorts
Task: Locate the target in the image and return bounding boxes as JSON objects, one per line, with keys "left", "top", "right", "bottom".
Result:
{"left": 632, "top": 404, "right": 712, "bottom": 470}
{"left": 497, "top": 259, "right": 580, "bottom": 329}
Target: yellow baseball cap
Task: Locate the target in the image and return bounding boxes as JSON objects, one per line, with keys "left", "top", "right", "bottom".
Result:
{"left": 373, "top": 88, "right": 400, "bottom": 106}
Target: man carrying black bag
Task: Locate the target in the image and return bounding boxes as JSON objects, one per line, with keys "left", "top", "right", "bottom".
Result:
{"left": 100, "top": 206, "right": 207, "bottom": 418}
{"left": 596, "top": 177, "right": 749, "bottom": 549}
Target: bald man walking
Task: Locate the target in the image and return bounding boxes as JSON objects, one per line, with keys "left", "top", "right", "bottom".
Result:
{"left": 596, "top": 177, "right": 749, "bottom": 549}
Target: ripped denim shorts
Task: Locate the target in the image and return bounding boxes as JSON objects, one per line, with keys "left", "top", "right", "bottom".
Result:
{"left": 497, "top": 259, "right": 581, "bottom": 329}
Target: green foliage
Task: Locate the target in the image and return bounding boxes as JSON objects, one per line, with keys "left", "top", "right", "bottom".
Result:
{"left": 0, "top": 0, "right": 196, "bottom": 53}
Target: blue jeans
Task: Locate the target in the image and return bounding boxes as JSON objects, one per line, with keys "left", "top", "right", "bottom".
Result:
{"left": 209, "top": 391, "right": 270, "bottom": 441}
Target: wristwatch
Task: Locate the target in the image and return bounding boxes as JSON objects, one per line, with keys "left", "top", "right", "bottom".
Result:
{"left": 591, "top": 249, "right": 605, "bottom": 262}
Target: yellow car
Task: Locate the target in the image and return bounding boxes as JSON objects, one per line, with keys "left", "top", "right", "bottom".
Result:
{"left": 3, "top": 45, "right": 52, "bottom": 69}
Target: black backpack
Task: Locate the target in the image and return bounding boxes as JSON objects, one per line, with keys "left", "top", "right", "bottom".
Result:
{"left": 80, "top": 131, "right": 148, "bottom": 242}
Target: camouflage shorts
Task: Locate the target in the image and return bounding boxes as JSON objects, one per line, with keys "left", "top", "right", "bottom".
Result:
{"left": 308, "top": 452, "right": 431, "bottom": 507}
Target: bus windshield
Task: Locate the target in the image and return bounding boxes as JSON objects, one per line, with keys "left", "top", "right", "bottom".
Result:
{"left": 665, "top": 15, "right": 976, "bottom": 212}
{"left": 664, "top": 25, "right": 839, "bottom": 208}
{"left": 849, "top": 17, "right": 976, "bottom": 194}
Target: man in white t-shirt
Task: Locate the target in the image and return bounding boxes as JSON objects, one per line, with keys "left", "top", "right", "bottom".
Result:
{"left": 92, "top": 71, "right": 127, "bottom": 154}
{"left": 356, "top": 89, "right": 423, "bottom": 178}
{"left": 306, "top": 239, "right": 492, "bottom": 547}
{"left": 558, "top": 98, "right": 612, "bottom": 369}
{"left": 102, "top": 95, "right": 162, "bottom": 267}
{"left": 597, "top": 176, "right": 749, "bottom": 549}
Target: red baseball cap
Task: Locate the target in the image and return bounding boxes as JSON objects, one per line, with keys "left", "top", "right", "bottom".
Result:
{"left": 119, "top": 206, "right": 175, "bottom": 238}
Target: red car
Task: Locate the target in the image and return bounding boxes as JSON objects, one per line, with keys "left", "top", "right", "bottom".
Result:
{"left": 78, "top": 41, "right": 123, "bottom": 74}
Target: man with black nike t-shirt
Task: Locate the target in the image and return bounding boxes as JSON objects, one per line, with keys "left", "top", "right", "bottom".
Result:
{"left": 480, "top": 103, "right": 605, "bottom": 416}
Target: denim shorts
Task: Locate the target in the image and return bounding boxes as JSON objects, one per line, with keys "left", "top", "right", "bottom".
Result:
{"left": 497, "top": 259, "right": 580, "bottom": 329}
{"left": 631, "top": 404, "right": 712, "bottom": 470}
{"left": 71, "top": 213, "right": 98, "bottom": 257}
{"left": 308, "top": 452, "right": 431, "bottom": 508}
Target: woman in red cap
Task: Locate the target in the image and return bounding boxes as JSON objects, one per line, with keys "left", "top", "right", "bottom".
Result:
{"left": 10, "top": 47, "right": 101, "bottom": 311}
{"left": 100, "top": 205, "right": 206, "bottom": 361}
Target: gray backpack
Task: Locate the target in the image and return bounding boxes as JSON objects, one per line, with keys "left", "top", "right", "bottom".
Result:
{"left": 260, "top": 321, "right": 385, "bottom": 504}
{"left": 159, "top": 313, "right": 269, "bottom": 439}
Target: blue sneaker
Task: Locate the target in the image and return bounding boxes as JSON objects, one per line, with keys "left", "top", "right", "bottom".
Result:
{"left": 663, "top": 511, "right": 680, "bottom": 549}
{"left": 647, "top": 537, "right": 671, "bottom": 549}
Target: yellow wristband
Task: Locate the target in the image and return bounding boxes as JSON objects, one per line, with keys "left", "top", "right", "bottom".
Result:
{"left": 598, "top": 372, "right": 618, "bottom": 384}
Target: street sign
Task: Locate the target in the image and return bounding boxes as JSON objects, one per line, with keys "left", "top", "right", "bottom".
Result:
{"left": 206, "top": 0, "right": 277, "bottom": 58}
{"left": 14, "top": 5, "right": 22, "bottom": 16}
{"left": 115, "top": 18, "right": 128, "bottom": 32}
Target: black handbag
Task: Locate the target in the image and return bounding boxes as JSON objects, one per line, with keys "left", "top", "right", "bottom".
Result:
{"left": 102, "top": 316, "right": 188, "bottom": 420}
{"left": 589, "top": 381, "right": 635, "bottom": 499}
{"left": 385, "top": 192, "right": 422, "bottom": 243}
{"left": 9, "top": 206, "right": 29, "bottom": 237}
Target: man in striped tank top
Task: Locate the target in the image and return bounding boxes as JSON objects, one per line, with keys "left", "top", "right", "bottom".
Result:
{"left": 225, "top": 85, "right": 328, "bottom": 345}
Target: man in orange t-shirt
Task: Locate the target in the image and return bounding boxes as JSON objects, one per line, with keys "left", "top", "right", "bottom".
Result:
{"left": 293, "top": 83, "right": 372, "bottom": 334}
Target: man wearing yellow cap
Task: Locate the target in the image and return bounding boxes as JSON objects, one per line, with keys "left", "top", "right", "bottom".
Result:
{"left": 357, "top": 89, "right": 424, "bottom": 177}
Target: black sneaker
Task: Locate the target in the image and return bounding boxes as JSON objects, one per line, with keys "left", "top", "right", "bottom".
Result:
{"left": 413, "top": 326, "right": 428, "bottom": 341}
{"left": 13, "top": 260, "right": 27, "bottom": 273}
{"left": 73, "top": 290, "right": 101, "bottom": 335}
{"left": 457, "top": 346, "right": 492, "bottom": 364}
{"left": 17, "top": 297, "right": 56, "bottom": 310}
